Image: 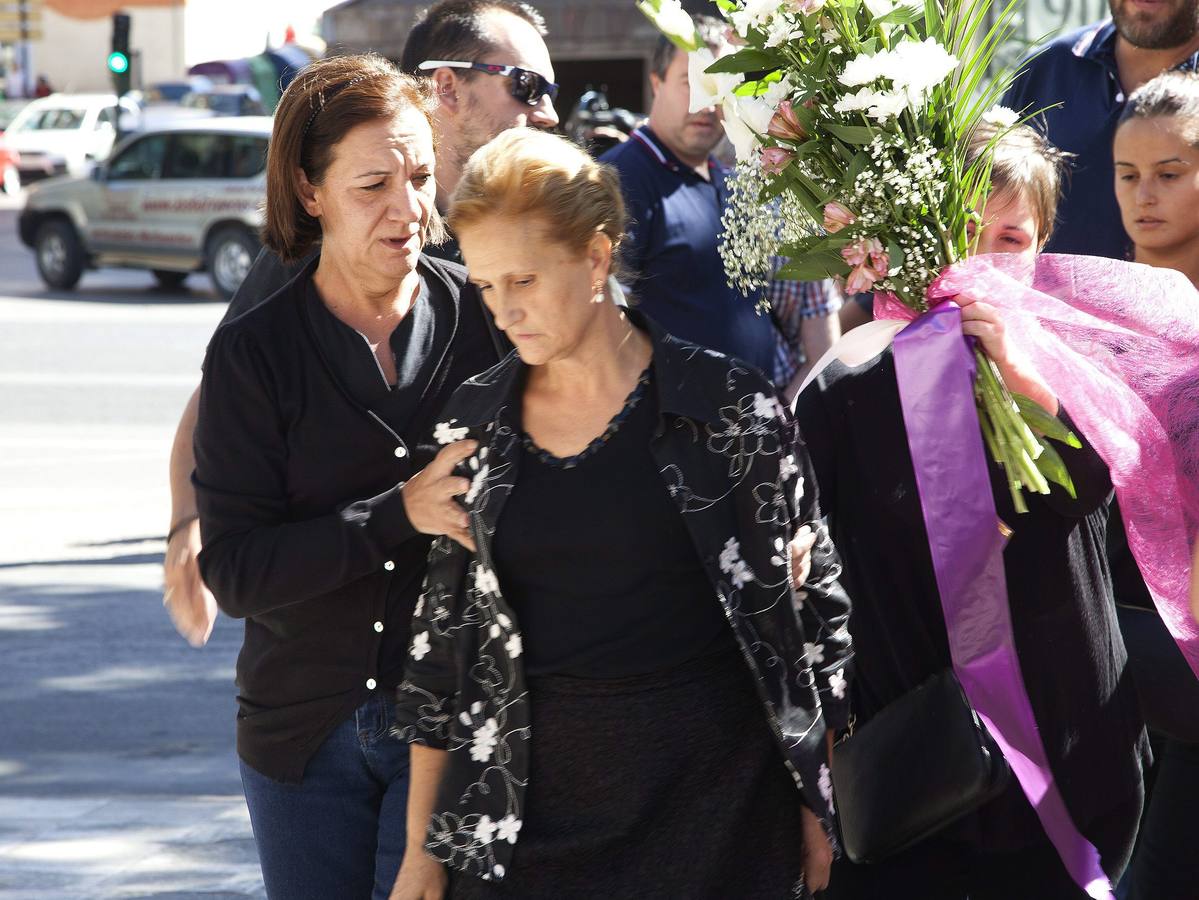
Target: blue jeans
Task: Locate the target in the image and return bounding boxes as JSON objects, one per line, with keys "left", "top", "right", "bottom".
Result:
{"left": 240, "top": 694, "right": 410, "bottom": 900}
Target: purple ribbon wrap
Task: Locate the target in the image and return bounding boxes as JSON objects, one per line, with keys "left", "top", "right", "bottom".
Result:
{"left": 891, "top": 302, "right": 1114, "bottom": 900}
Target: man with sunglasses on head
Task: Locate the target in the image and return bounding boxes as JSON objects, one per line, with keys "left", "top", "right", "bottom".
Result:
{"left": 161, "top": 0, "right": 558, "bottom": 649}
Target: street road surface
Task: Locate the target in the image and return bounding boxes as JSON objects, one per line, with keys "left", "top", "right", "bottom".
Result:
{"left": 0, "top": 195, "right": 265, "bottom": 899}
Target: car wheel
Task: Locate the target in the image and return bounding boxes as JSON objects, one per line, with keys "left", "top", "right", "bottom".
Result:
{"left": 152, "top": 269, "right": 189, "bottom": 290}
{"left": 1, "top": 165, "right": 20, "bottom": 196}
{"left": 207, "top": 226, "right": 258, "bottom": 300}
{"left": 35, "top": 219, "right": 85, "bottom": 290}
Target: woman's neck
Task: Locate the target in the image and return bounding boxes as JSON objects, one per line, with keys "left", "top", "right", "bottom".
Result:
{"left": 528, "top": 304, "right": 652, "bottom": 399}
{"left": 312, "top": 256, "right": 422, "bottom": 341}
{"left": 1135, "top": 240, "right": 1199, "bottom": 289}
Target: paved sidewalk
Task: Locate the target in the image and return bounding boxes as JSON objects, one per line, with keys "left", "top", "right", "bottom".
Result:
{"left": 0, "top": 556, "right": 265, "bottom": 900}
{"left": 0, "top": 795, "right": 262, "bottom": 899}
{"left": 0, "top": 273, "right": 266, "bottom": 899}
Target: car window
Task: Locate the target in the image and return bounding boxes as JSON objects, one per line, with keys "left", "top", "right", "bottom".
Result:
{"left": 164, "top": 132, "right": 227, "bottom": 179}
{"left": 227, "top": 135, "right": 268, "bottom": 178}
{"left": 41, "top": 108, "right": 87, "bottom": 130}
{"left": 107, "top": 134, "right": 168, "bottom": 180}
{"left": 95, "top": 107, "right": 117, "bottom": 130}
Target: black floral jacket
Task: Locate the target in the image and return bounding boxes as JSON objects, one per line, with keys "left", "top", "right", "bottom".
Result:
{"left": 394, "top": 315, "right": 853, "bottom": 884}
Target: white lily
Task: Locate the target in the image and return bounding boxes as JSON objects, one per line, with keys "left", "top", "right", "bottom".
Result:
{"left": 636, "top": 0, "right": 700, "bottom": 50}
{"left": 688, "top": 47, "right": 744, "bottom": 113}
{"left": 720, "top": 93, "right": 776, "bottom": 161}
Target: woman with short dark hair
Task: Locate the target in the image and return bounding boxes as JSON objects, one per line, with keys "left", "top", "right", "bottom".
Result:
{"left": 193, "top": 54, "right": 504, "bottom": 899}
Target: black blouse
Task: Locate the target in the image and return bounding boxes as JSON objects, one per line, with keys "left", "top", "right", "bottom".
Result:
{"left": 795, "top": 348, "right": 1148, "bottom": 850}
{"left": 491, "top": 369, "right": 731, "bottom": 678}
{"left": 194, "top": 253, "right": 504, "bottom": 783}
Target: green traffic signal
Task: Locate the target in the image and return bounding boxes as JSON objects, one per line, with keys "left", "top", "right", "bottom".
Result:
{"left": 107, "top": 51, "right": 129, "bottom": 74}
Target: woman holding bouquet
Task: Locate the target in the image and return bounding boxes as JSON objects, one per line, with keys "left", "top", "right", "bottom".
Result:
{"left": 389, "top": 128, "right": 852, "bottom": 899}
{"left": 802, "top": 123, "right": 1148, "bottom": 899}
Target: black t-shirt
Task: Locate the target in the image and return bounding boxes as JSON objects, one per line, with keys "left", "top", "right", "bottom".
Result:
{"left": 491, "top": 368, "right": 732, "bottom": 678}
{"left": 305, "top": 276, "right": 444, "bottom": 434}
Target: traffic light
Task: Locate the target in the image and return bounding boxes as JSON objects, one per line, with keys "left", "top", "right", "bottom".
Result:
{"left": 110, "top": 12, "right": 131, "bottom": 96}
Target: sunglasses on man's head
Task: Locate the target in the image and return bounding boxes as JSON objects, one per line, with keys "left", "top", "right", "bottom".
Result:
{"left": 418, "top": 60, "right": 559, "bottom": 107}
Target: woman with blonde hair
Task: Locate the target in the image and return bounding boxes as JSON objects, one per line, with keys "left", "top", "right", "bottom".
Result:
{"left": 389, "top": 128, "right": 851, "bottom": 898}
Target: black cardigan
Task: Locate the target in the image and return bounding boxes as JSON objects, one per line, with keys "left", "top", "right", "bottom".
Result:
{"left": 194, "top": 253, "right": 505, "bottom": 782}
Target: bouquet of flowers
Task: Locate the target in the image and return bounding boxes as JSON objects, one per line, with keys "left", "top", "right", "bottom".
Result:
{"left": 638, "top": 0, "right": 1078, "bottom": 513}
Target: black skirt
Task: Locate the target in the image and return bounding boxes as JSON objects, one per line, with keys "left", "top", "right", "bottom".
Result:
{"left": 450, "top": 642, "right": 811, "bottom": 899}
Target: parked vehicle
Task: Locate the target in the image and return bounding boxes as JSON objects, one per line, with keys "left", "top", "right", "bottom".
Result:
{"left": 3, "top": 93, "right": 142, "bottom": 183}
{"left": 181, "top": 85, "right": 267, "bottom": 117}
{"left": 0, "top": 134, "right": 20, "bottom": 195}
{"left": 0, "top": 98, "right": 29, "bottom": 131}
{"left": 18, "top": 117, "right": 270, "bottom": 298}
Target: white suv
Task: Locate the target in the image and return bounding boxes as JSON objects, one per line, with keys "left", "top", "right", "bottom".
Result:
{"left": 18, "top": 117, "right": 270, "bottom": 298}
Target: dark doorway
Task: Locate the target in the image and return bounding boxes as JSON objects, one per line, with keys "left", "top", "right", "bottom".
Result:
{"left": 553, "top": 57, "right": 647, "bottom": 128}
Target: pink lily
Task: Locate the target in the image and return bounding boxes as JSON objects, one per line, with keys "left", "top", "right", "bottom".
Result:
{"left": 760, "top": 146, "right": 796, "bottom": 175}
{"left": 822, "top": 202, "right": 857, "bottom": 233}
{"left": 767, "top": 100, "right": 807, "bottom": 142}
{"left": 841, "top": 235, "right": 884, "bottom": 267}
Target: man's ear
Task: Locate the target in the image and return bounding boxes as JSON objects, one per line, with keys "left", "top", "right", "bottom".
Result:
{"left": 295, "top": 166, "right": 321, "bottom": 218}
{"left": 649, "top": 72, "right": 662, "bottom": 100}
{"left": 430, "top": 68, "right": 460, "bottom": 113}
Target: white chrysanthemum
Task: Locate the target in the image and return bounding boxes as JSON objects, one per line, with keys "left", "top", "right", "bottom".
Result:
{"left": 834, "top": 86, "right": 909, "bottom": 121}
{"left": 981, "top": 104, "right": 1019, "bottom": 128}
{"left": 730, "top": 0, "right": 783, "bottom": 37}
{"left": 688, "top": 47, "right": 744, "bottom": 113}
{"left": 764, "top": 13, "right": 802, "bottom": 47}
{"left": 839, "top": 52, "right": 886, "bottom": 88}
{"left": 838, "top": 39, "right": 957, "bottom": 105}
{"left": 890, "top": 38, "right": 958, "bottom": 95}
{"left": 761, "top": 74, "right": 796, "bottom": 108}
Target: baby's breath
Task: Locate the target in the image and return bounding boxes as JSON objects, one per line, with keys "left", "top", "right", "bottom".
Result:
{"left": 720, "top": 157, "right": 817, "bottom": 301}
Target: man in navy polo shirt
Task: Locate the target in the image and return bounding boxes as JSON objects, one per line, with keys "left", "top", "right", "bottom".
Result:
{"left": 1004, "top": 0, "right": 1199, "bottom": 258}
{"left": 601, "top": 19, "right": 777, "bottom": 376}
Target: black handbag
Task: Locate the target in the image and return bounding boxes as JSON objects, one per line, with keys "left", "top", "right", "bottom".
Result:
{"left": 831, "top": 670, "right": 1011, "bottom": 864}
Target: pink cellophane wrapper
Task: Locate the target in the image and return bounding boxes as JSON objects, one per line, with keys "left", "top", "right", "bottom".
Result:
{"left": 879, "top": 252, "right": 1199, "bottom": 678}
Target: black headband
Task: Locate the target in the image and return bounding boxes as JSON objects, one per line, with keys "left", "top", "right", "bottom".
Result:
{"left": 301, "top": 73, "right": 377, "bottom": 141}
